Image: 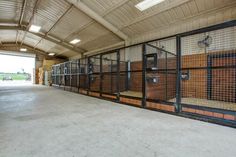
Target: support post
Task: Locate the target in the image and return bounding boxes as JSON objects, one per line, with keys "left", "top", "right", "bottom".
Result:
{"left": 176, "top": 35, "right": 181, "bottom": 112}
{"left": 117, "top": 50, "right": 120, "bottom": 101}
{"left": 100, "top": 54, "right": 103, "bottom": 97}
{"left": 142, "top": 43, "right": 147, "bottom": 108}
{"left": 87, "top": 57, "right": 90, "bottom": 95}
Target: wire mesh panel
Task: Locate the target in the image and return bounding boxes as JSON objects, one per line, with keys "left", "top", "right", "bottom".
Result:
{"left": 51, "top": 65, "right": 56, "bottom": 85}
{"left": 101, "top": 52, "right": 118, "bottom": 95}
{"left": 71, "top": 60, "right": 78, "bottom": 87}
{"left": 146, "top": 38, "right": 177, "bottom": 102}
{"left": 89, "top": 55, "right": 100, "bottom": 92}
{"left": 79, "top": 58, "right": 88, "bottom": 90}
{"left": 180, "top": 26, "right": 236, "bottom": 117}
{"left": 60, "top": 63, "right": 65, "bottom": 86}
{"left": 119, "top": 45, "right": 143, "bottom": 98}
{"left": 55, "top": 65, "right": 60, "bottom": 85}
{"left": 64, "top": 61, "right": 71, "bottom": 87}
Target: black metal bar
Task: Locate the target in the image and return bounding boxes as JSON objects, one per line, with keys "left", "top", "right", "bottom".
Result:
{"left": 70, "top": 61, "right": 72, "bottom": 91}
{"left": 117, "top": 50, "right": 120, "bottom": 101}
{"left": 75, "top": 60, "right": 78, "bottom": 88}
{"left": 165, "top": 51, "right": 168, "bottom": 101}
{"left": 207, "top": 55, "right": 212, "bottom": 100}
{"left": 87, "top": 58, "right": 89, "bottom": 95}
{"left": 180, "top": 20, "right": 236, "bottom": 37}
{"left": 125, "top": 62, "right": 129, "bottom": 91}
{"left": 146, "top": 43, "right": 177, "bottom": 56}
{"left": 176, "top": 36, "right": 181, "bottom": 113}
{"left": 181, "top": 103, "right": 236, "bottom": 116}
{"left": 100, "top": 54, "right": 103, "bottom": 97}
{"left": 110, "top": 60, "right": 113, "bottom": 93}
{"left": 78, "top": 59, "right": 80, "bottom": 90}
{"left": 142, "top": 43, "right": 147, "bottom": 108}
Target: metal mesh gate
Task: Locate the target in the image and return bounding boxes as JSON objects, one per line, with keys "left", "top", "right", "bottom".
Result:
{"left": 180, "top": 26, "right": 236, "bottom": 119}
{"left": 51, "top": 21, "right": 236, "bottom": 126}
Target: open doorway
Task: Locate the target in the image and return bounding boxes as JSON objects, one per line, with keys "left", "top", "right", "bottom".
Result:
{"left": 0, "top": 53, "right": 35, "bottom": 86}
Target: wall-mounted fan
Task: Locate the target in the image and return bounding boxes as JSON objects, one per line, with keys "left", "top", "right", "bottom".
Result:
{"left": 198, "top": 35, "right": 212, "bottom": 48}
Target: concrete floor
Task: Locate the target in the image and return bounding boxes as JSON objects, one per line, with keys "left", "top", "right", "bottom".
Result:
{"left": 0, "top": 85, "right": 236, "bottom": 157}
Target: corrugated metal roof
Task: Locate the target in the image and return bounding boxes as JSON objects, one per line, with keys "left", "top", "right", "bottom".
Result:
{"left": 22, "top": 32, "right": 41, "bottom": 46}
{"left": 0, "top": 0, "right": 236, "bottom": 58}
{"left": 49, "top": 7, "right": 93, "bottom": 40}
{"left": 0, "top": 0, "right": 22, "bottom": 23}
{"left": 65, "top": 22, "right": 118, "bottom": 46}
{"left": 30, "top": 0, "right": 71, "bottom": 33}
{"left": 79, "top": 33, "right": 122, "bottom": 51}
{"left": 35, "top": 38, "right": 56, "bottom": 52}
{"left": 0, "top": 30, "right": 17, "bottom": 42}
{"left": 82, "top": 0, "right": 125, "bottom": 16}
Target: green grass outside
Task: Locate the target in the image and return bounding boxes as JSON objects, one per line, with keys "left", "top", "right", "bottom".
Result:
{"left": 0, "top": 73, "right": 28, "bottom": 80}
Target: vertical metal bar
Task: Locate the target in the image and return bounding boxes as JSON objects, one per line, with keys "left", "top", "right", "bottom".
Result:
{"left": 176, "top": 35, "right": 181, "bottom": 113}
{"left": 70, "top": 61, "right": 72, "bottom": 91}
{"left": 100, "top": 54, "right": 103, "bottom": 97}
{"left": 87, "top": 57, "right": 90, "bottom": 95}
{"left": 110, "top": 60, "right": 113, "bottom": 93}
{"left": 142, "top": 43, "right": 147, "bottom": 108}
{"left": 207, "top": 55, "right": 212, "bottom": 100}
{"left": 117, "top": 50, "right": 120, "bottom": 101}
{"left": 75, "top": 60, "right": 77, "bottom": 92}
{"left": 125, "top": 62, "right": 129, "bottom": 90}
{"left": 64, "top": 63, "right": 65, "bottom": 91}
{"left": 127, "top": 61, "right": 131, "bottom": 89}
{"left": 165, "top": 51, "right": 168, "bottom": 101}
{"left": 78, "top": 59, "right": 80, "bottom": 91}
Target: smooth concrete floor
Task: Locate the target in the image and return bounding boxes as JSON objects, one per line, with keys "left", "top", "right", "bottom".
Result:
{"left": 0, "top": 85, "right": 236, "bottom": 157}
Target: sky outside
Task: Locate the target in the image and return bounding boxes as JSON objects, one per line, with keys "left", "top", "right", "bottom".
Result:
{"left": 0, "top": 54, "right": 35, "bottom": 73}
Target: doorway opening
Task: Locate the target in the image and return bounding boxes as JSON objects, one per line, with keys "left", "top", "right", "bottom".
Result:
{"left": 0, "top": 53, "right": 35, "bottom": 86}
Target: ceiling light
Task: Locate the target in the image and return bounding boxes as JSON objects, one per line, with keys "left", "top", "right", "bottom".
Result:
{"left": 135, "top": 0, "right": 165, "bottom": 11}
{"left": 29, "top": 25, "right": 41, "bottom": 32}
{"left": 70, "top": 39, "right": 81, "bottom": 44}
{"left": 48, "top": 53, "right": 55, "bottom": 56}
{"left": 20, "top": 48, "right": 27, "bottom": 52}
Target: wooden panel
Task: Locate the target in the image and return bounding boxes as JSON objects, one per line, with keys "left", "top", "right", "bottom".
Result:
{"left": 181, "top": 51, "right": 236, "bottom": 102}
{"left": 129, "top": 72, "right": 142, "bottom": 92}
{"left": 120, "top": 97, "right": 142, "bottom": 106}
{"left": 89, "top": 75, "right": 100, "bottom": 91}
{"left": 211, "top": 56, "right": 236, "bottom": 102}
{"left": 146, "top": 102, "right": 175, "bottom": 112}
{"left": 181, "top": 53, "right": 207, "bottom": 99}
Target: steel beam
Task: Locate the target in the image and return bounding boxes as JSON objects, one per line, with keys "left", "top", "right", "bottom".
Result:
{"left": 19, "top": 0, "right": 27, "bottom": 26}
{"left": 30, "top": 31, "right": 85, "bottom": 53}
{"left": 16, "top": 0, "right": 27, "bottom": 44}
{"left": 0, "top": 42, "right": 48, "bottom": 56}
{"left": 66, "top": 0, "right": 128, "bottom": 40}
{"left": 20, "top": 0, "right": 41, "bottom": 46}
{"left": 0, "top": 25, "right": 84, "bottom": 54}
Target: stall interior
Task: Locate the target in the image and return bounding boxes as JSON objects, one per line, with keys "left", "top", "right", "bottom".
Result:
{"left": 52, "top": 24, "right": 236, "bottom": 126}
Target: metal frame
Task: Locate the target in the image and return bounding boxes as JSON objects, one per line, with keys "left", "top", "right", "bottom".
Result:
{"left": 51, "top": 20, "right": 236, "bottom": 127}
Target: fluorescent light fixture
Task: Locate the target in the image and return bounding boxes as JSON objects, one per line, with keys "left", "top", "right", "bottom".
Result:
{"left": 70, "top": 38, "right": 81, "bottom": 44}
{"left": 135, "top": 0, "right": 165, "bottom": 11}
{"left": 48, "top": 53, "right": 55, "bottom": 56}
{"left": 20, "top": 48, "right": 27, "bottom": 52}
{"left": 29, "top": 25, "right": 41, "bottom": 32}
